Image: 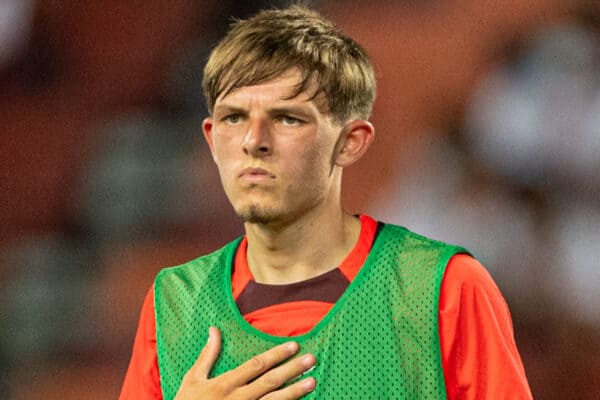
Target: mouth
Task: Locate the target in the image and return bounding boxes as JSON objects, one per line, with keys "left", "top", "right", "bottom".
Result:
{"left": 238, "top": 167, "right": 275, "bottom": 183}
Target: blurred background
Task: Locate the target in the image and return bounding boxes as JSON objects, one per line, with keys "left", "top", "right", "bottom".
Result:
{"left": 1, "top": 0, "right": 599, "bottom": 398}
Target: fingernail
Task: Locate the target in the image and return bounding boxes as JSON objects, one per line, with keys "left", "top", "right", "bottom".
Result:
{"left": 286, "top": 342, "right": 298, "bottom": 353}
{"left": 303, "top": 377, "right": 316, "bottom": 391}
{"left": 302, "top": 354, "right": 315, "bottom": 369}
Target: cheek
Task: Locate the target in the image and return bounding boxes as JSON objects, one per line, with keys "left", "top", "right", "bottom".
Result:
{"left": 292, "top": 145, "right": 333, "bottom": 184}
{"left": 211, "top": 127, "right": 242, "bottom": 157}
{"left": 212, "top": 136, "right": 238, "bottom": 168}
{"left": 211, "top": 149, "right": 238, "bottom": 193}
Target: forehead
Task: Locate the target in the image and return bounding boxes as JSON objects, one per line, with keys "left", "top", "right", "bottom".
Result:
{"left": 214, "top": 69, "right": 327, "bottom": 112}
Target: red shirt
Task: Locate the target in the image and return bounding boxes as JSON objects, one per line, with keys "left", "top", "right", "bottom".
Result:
{"left": 120, "top": 216, "right": 532, "bottom": 399}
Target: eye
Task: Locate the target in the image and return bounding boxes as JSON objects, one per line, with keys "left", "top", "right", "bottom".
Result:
{"left": 222, "top": 114, "right": 244, "bottom": 124}
{"left": 279, "top": 115, "right": 304, "bottom": 126}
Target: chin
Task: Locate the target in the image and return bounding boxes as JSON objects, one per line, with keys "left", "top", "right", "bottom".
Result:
{"left": 237, "top": 204, "right": 282, "bottom": 225}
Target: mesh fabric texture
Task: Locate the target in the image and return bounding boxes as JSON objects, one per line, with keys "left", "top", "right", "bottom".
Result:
{"left": 155, "top": 223, "right": 468, "bottom": 399}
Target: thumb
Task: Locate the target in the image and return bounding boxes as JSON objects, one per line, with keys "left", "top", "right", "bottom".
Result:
{"left": 193, "top": 326, "right": 222, "bottom": 380}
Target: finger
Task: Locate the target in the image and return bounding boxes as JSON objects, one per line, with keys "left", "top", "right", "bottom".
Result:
{"left": 240, "top": 353, "right": 316, "bottom": 399}
{"left": 192, "top": 326, "right": 222, "bottom": 380}
{"left": 223, "top": 341, "right": 300, "bottom": 386}
{"left": 262, "top": 377, "right": 316, "bottom": 400}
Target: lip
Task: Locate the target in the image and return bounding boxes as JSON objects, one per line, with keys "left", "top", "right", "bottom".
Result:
{"left": 238, "top": 167, "right": 275, "bottom": 183}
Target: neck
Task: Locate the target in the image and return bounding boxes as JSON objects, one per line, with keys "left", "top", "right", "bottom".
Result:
{"left": 244, "top": 206, "right": 361, "bottom": 285}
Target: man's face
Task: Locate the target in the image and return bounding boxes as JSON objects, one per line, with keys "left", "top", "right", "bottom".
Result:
{"left": 202, "top": 70, "right": 345, "bottom": 226}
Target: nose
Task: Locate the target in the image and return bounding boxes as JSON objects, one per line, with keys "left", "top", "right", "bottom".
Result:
{"left": 242, "top": 118, "right": 271, "bottom": 157}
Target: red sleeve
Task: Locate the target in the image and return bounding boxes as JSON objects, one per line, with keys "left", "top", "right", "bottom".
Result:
{"left": 439, "top": 254, "right": 532, "bottom": 400}
{"left": 119, "top": 286, "right": 162, "bottom": 400}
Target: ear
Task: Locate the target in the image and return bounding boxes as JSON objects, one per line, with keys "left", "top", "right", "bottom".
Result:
{"left": 202, "top": 117, "right": 218, "bottom": 162}
{"left": 334, "top": 119, "right": 375, "bottom": 168}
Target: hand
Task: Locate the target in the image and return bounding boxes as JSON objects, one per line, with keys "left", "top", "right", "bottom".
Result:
{"left": 174, "top": 327, "right": 316, "bottom": 400}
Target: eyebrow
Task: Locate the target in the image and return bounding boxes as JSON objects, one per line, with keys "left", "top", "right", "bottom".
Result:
{"left": 212, "top": 104, "right": 247, "bottom": 116}
{"left": 214, "top": 103, "right": 316, "bottom": 119}
{"left": 267, "top": 106, "right": 313, "bottom": 118}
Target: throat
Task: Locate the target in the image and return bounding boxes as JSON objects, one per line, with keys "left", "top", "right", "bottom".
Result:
{"left": 248, "top": 252, "right": 337, "bottom": 285}
{"left": 244, "top": 213, "right": 362, "bottom": 285}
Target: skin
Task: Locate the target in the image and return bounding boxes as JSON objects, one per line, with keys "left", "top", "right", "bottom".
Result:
{"left": 203, "top": 69, "right": 375, "bottom": 284}
{"left": 175, "top": 69, "right": 374, "bottom": 399}
{"left": 175, "top": 327, "right": 317, "bottom": 400}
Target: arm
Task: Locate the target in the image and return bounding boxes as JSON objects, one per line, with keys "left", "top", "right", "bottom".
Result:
{"left": 120, "top": 286, "right": 162, "bottom": 400}
{"left": 439, "top": 254, "right": 533, "bottom": 400}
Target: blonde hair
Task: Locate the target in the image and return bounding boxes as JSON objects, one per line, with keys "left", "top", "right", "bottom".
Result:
{"left": 202, "top": 5, "right": 376, "bottom": 123}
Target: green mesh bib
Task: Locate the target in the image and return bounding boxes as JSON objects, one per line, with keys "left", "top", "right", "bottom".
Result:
{"left": 155, "top": 223, "right": 468, "bottom": 399}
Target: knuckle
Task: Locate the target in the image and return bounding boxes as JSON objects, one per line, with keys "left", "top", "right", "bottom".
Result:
{"left": 212, "top": 378, "right": 228, "bottom": 391}
{"left": 259, "top": 373, "right": 281, "bottom": 390}
{"left": 248, "top": 355, "right": 267, "bottom": 372}
{"left": 206, "top": 380, "right": 227, "bottom": 397}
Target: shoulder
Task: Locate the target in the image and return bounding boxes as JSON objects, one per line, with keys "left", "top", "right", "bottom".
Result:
{"left": 155, "top": 237, "right": 243, "bottom": 285}
{"left": 444, "top": 254, "right": 505, "bottom": 298}
{"left": 378, "top": 221, "right": 470, "bottom": 256}
{"left": 440, "top": 253, "right": 513, "bottom": 334}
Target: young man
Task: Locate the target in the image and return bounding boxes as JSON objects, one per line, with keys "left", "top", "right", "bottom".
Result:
{"left": 120, "top": 6, "right": 532, "bottom": 400}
